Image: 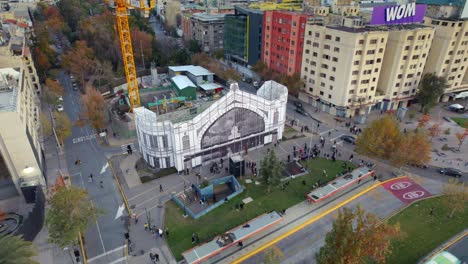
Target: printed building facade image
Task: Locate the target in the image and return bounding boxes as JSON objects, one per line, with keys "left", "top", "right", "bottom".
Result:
{"left": 135, "top": 81, "right": 288, "bottom": 172}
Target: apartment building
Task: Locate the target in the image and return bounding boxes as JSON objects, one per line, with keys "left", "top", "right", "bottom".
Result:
{"left": 191, "top": 13, "right": 225, "bottom": 53}
{"left": 262, "top": 11, "right": 309, "bottom": 76}
{"left": 0, "top": 46, "right": 44, "bottom": 201}
{"left": 378, "top": 25, "right": 434, "bottom": 110}
{"left": 300, "top": 21, "right": 388, "bottom": 118}
{"left": 423, "top": 18, "right": 468, "bottom": 100}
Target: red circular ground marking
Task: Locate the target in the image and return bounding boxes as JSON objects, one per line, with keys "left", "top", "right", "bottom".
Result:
{"left": 390, "top": 181, "right": 412, "bottom": 190}
{"left": 382, "top": 177, "right": 432, "bottom": 204}
{"left": 403, "top": 191, "right": 426, "bottom": 200}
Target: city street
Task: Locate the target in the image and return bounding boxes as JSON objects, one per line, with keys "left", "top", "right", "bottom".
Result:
{"left": 57, "top": 71, "right": 129, "bottom": 263}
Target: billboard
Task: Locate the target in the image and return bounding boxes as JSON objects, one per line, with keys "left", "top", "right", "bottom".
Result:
{"left": 370, "top": 3, "right": 427, "bottom": 25}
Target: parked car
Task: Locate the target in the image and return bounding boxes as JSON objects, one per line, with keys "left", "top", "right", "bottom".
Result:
{"left": 72, "top": 82, "right": 78, "bottom": 91}
{"left": 56, "top": 104, "right": 64, "bottom": 112}
{"left": 340, "top": 135, "right": 356, "bottom": 144}
{"left": 242, "top": 77, "right": 252, "bottom": 83}
{"left": 294, "top": 101, "right": 303, "bottom": 109}
{"left": 437, "top": 152, "right": 447, "bottom": 157}
{"left": 57, "top": 96, "right": 63, "bottom": 102}
{"left": 295, "top": 107, "right": 307, "bottom": 116}
{"left": 439, "top": 168, "right": 463, "bottom": 178}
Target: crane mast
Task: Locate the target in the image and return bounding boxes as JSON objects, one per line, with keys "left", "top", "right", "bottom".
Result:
{"left": 112, "top": 0, "right": 154, "bottom": 109}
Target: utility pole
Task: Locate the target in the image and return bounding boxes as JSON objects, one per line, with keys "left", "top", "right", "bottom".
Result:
{"left": 140, "top": 40, "right": 145, "bottom": 84}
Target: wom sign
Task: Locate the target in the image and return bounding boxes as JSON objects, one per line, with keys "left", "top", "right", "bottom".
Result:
{"left": 371, "top": 3, "right": 427, "bottom": 25}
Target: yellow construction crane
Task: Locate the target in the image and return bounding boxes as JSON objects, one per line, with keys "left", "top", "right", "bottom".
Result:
{"left": 108, "top": 0, "right": 155, "bottom": 109}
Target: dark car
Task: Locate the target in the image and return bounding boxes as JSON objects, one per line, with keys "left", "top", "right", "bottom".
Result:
{"left": 295, "top": 107, "right": 307, "bottom": 116}
{"left": 340, "top": 135, "right": 356, "bottom": 144}
{"left": 439, "top": 168, "right": 463, "bottom": 178}
{"left": 294, "top": 101, "right": 303, "bottom": 109}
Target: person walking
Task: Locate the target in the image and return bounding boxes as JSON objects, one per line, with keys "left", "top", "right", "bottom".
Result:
{"left": 159, "top": 184, "right": 164, "bottom": 192}
{"left": 158, "top": 228, "right": 163, "bottom": 238}
{"left": 88, "top": 174, "right": 93, "bottom": 182}
{"left": 99, "top": 181, "right": 104, "bottom": 189}
{"left": 154, "top": 253, "right": 160, "bottom": 262}
{"left": 165, "top": 228, "right": 169, "bottom": 237}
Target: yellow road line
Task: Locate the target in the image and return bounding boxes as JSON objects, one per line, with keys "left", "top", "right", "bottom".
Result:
{"left": 425, "top": 231, "right": 468, "bottom": 261}
{"left": 107, "top": 158, "right": 133, "bottom": 216}
{"left": 232, "top": 177, "right": 407, "bottom": 263}
{"left": 79, "top": 232, "right": 87, "bottom": 264}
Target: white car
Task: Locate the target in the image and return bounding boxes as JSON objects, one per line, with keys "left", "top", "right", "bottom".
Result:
{"left": 56, "top": 105, "right": 64, "bottom": 112}
{"left": 253, "top": 81, "right": 259, "bottom": 87}
{"left": 57, "top": 96, "right": 63, "bottom": 101}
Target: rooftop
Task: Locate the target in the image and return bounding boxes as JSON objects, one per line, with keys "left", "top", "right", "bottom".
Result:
{"left": 0, "top": 89, "right": 16, "bottom": 112}
{"left": 171, "top": 75, "right": 196, "bottom": 89}
{"left": 168, "top": 65, "right": 214, "bottom": 76}
{"left": 416, "top": 0, "right": 465, "bottom": 6}
{"left": 325, "top": 23, "right": 430, "bottom": 33}
{"left": 192, "top": 12, "right": 226, "bottom": 22}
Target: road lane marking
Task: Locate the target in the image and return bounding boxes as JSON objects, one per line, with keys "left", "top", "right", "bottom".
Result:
{"left": 232, "top": 177, "right": 407, "bottom": 263}
{"left": 87, "top": 245, "right": 126, "bottom": 263}
{"left": 319, "top": 129, "right": 334, "bottom": 136}
{"left": 91, "top": 201, "right": 106, "bottom": 254}
{"left": 108, "top": 257, "right": 126, "bottom": 264}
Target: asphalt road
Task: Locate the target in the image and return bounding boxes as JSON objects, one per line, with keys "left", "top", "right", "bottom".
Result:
{"left": 447, "top": 235, "right": 468, "bottom": 262}
{"left": 57, "top": 71, "right": 128, "bottom": 262}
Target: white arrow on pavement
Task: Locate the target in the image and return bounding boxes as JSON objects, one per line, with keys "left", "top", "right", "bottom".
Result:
{"left": 100, "top": 162, "right": 109, "bottom": 175}
{"left": 114, "top": 203, "right": 125, "bottom": 220}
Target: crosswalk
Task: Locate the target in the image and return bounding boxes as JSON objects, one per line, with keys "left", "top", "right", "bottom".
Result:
{"left": 120, "top": 143, "right": 136, "bottom": 155}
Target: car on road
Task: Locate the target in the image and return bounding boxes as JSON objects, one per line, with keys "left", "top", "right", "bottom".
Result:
{"left": 439, "top": 168, "right": 463, "bottom": 178}
{"left": 437, "top": 152, "right": 447, "bottom": 157}
{"left": 340, "top": 135, "right": 356, "bottom": 144}
{"left": 295, "top": 107, "right": 307, "bottom": 116}
{"left": 242, "top": 77, "right": 253, "bottom": 83}
{"left": 57, "top": 96, "right": 63, "bottom": 102}
{"left": 56, "top": 104, "right": 64, "bottom": 112}
{"left": 294, "top": 101, "right": 303, "bottom": 109}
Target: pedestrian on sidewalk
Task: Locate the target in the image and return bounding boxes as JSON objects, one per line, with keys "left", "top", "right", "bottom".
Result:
{"left": 165, "top": 228, "right": 169, "bottom": 237}
{"left": 144, "top": 222, "right": 149, "bottom": 231}
{"left": 154, "top": 253, "right": 159, "bottom": 262}
{"left": 88, "top": 174, "right": 93, "bottom": 182}
{"left": 192, "top": 233, "right": 196, "bottom": 244}
{"left": 159, "top": 184, "right": 163, "bottom": 192}
{"left": 99, "top": 181, "right": 104, "bottom": 189}
{"left": 149, "top": 253, "right": 155, "bottom": 263}
{"left": 158, "top": 228, "right": 163, "bottom": 237}
{"left": 75, "top": 159, "right": 81, "bottom": 165}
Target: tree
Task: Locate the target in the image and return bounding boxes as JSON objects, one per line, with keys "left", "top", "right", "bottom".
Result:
{"left": 81, "top": 86, "right": 106, "bottom": 132}
{"left": 417, "top": 114, "right": 431, "bottom": 128}
{"left": 428, "top": 123, "right": 441, "bottom": 141}
{"left": 441, "top": 179, "right": 467, "bottom": 218}
{"left": 416, "top": 73, "right": 447, "bottom": 113}
{"left": 188, "top": 40, "right": 201, "bottom": 54}
{"left": 46, "top": 185, "right": 102, "bottom": 247}
{"left": 53, "top": 112, "right": 72, "bottom": 145}
{"left": 213, "top": 49, "right": 224, "bottom": 60}
{"left": 279, "top": 73, "right": 304, "bottom": 97}
{"left": 131, "top": 30, "right": 153, "bottom": 68}
{"left": 390, "top": 130, "right": 432, "bottom": 168}
{"left": 0, "top": 234, "right": 38, "bottom": 264}
{"left": 45, "top": 78, "right": 65, "bottom": 96}
{"left": 455, "top": 129, "right": 468, "bottom": 150}
{"left": 316, "top": 205, "right": 402, "bottom": 264}
{"left": 40, "top": 113, "right": 52, "bottom": 137}
{"left": 62, "top": 41, "right": 98, "bottom": 86}
{"left": 263, "top": 245, "right": 285, "bottom": 264}
{"left": 260, "top": 150, "right": 283, "bottom": 192}
{"left": 252, "top": 61, "right": 268, "bottom": 76}
{"left": 356, "top": 115, "right": 403, "bottom": 159}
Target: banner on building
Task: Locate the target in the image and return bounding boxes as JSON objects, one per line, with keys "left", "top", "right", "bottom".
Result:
{"left": 370, "top": 3, "right": 427, "bottom": 25}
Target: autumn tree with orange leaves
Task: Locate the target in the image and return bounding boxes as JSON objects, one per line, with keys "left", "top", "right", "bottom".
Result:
{"left": 391, "top": 130, "right": 432, "bottom": 167}
{"left": 80, "top": 86, "right": 106, "bottom": 132}
{"left": 428, "top": 123, "right": 441, "bottom": 141}
{"left": 316, "top": 205, "right": 402, "bottom": 264}
{"left": 417, "top": 114, "right": 431, "bottom": 128}
{"left": 455, "top": 129, "right": 468, "bottom": 151}
{"left": 62, "top": 41, "right": 98, "bottom": 86}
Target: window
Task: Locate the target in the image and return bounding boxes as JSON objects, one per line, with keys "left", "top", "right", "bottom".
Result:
{"left": 321, "top": 64, "right": 328, "bottom": 69}
{"left": 328, "top": 94, "right": 332, "bottom": 99}
{"left": 332, "top": 57, "right": 338, "bottom": 62}
{"left": 332, "top": 67, "right": 336, "bottom": 72}
{"left": 405, "top": 46, "right": 410, "bottom": 51}
{"left": 349, "top": 90, "right": 354, "bottom": 94}
{"left": 355, "top": 50, "right": 362, "bottom": 55}
{"left": 320, "top": 73, "right": 326, "bottom": 78}
{"left": 315, "top": 32, "right": 320, "bottom": 38}
{"left": 370, "top": 39, "right": 377, "bottom": 44}
{"left": 313, "top": 52, "right": 318, "bottom": 57}
{"left": 354, "top": 60, "right": 360, "bottom": 65}
{"left": 379, "top": 48, "right": 383, "bottom": 53}
{"left": 352, "top": 70, "right": 359, "bottom": 75}
{"left": 162, "top": 135, "right": 169, "bottom": 148}
{"left": 325, "top": 34, "right": 332, "bottom": 40}
{"left": 359, "top": 39, "right": 364, "bottom": 44}
{"left": 376, "top": 58, "right": 381, "bottom": 63}
{"left": 321, "top": 82, "right": 325, "bottom": 87}
{"left": 407, "top": 36, "right": 414, "bottom": 41}
{"left": 367, "top": 50, "right": 375, "bottom": 55}
{"left": 407, "top": 74, "right": 414, "bottom": 78}
{"left": 403, "top": 56, "right": 408, "bottom": 60}
{"left": 412, "top": 55, "right": 419, "bottom": 60}
{"left": 334, "top": 47, "right": 340, "bottom": 52}
{"left": 305, "top": 49, "right": 310, "bottom": 54}
{"left": 398, "top": 74, "right": 403, "bottom": 79}
{"left": 365, "top": 60, "right": 374, "bottom": 65}
{"left": 329, "top": 85, "right": 333, "bottom": 90}
{"left": 182, "top": 135, "right": 190, "bottom": 150}
{"left": 323, "top": 54, "right": 330, "bottom": 59}
{"left": 330, "top": 76, "right": 335, "bottom": 81}
{"left": 351, "top": 80, "right": 357, "bottom": 85}
{"left": 320, "top": 91, "right": 324, "bottom": 95}
{"left": 335, "top": 37, "right": 341, "bottom": 42}
{"left": 324, "top": 44, "right": 330, "bottom": 50}
{"left": 313, "top": 42, "right": 319, "bottom": 47}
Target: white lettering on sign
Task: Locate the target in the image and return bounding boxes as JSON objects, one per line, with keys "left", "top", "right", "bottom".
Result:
{"left": 386, "top": 3, "right": 416, "bottom": 22}
{"left": 390, "top": 181, "right": 412, "bottom": 190}
{"left": 402, "top": 191, "right": 425, "bottom": 200}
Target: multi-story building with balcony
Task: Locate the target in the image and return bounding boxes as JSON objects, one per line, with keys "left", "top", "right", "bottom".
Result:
{"left": 262, "top": 10, "right": 309, "bottom": 76}
{"left": 191, "top": 12, "right": 226, "bottom": 54}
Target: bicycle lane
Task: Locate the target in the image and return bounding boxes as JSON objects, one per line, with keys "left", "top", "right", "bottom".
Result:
{"left": 233, "top": 176, "right": 441, "bottom": 264}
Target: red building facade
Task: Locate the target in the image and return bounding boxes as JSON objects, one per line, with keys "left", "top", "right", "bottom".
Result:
{"left": 262, "top": 11, "right": 309, "bottom": 76}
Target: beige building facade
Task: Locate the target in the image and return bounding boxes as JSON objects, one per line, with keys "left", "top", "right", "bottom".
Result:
{"left": 0, "top": 37, "right": 43, "bottom": 200}
{"left": 300, "top": 22, "right": 388, "bottom": 118}
{"left": 378, "top": 25, "right": 434, "bottom": 109}
{"left": 423, "top": 18, "right": 468, "bottom": 100}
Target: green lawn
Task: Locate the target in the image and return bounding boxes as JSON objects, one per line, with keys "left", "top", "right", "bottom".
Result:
{"left": 451, "top": 117, "right": 468, "bottom": 128}
{"left": 165, "top": 158, "right": 355, "bottom": 260}
{"left": 387, "top": 196, "right": 468, "bottom": 263}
